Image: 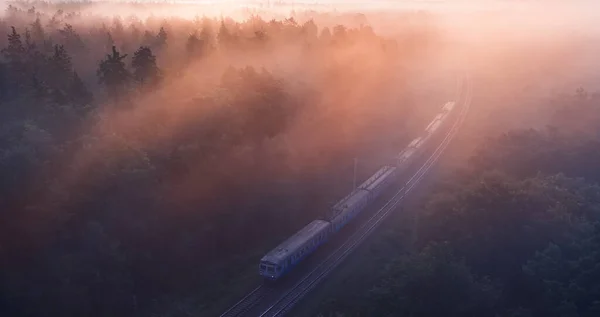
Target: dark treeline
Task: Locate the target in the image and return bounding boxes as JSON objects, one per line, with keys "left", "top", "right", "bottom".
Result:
{"left": 0, "top": 2, "right": 438, "bottom": 317}
{"left": 313, "top": 91, "right": 600, "bottom": 317}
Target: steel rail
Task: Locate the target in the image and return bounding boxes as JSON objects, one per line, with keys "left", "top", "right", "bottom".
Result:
{"left": 219, "top": 285, "right": 266, "bottom": 317}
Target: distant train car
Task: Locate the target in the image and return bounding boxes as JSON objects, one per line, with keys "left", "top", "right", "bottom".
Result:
{"left": 427, "top": 114, "right": 444, "bottom": 128}
{"left": 358, "top": 166, "right": 397, "bottom": 200}
{"left": 396, "top": 136, "right": 424, "bottom": 166}
{"left": 442, "top": 101, "right": 455, "bottom": 113}
{"left": 427, "top": 101, "right": 457, "bottom": 137}
{"left": 407, "top": 136, "right": 424, "bottom": 148}
{"left": 426, "top": 119, "right": 442, "bottom": 134}
{"left": 330, "top": 189, "right": 370, "bottom": 232}
{"left": 259, "top": 220, "right": 331, "bottom": 280}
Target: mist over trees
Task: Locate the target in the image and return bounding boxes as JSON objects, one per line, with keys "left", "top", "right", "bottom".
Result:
{"left": 312, "top": 89, "right": 600, "bottom": 317}
{"left": 0, "top": 2, "right": 438, "bottom": 317}
{"left": 3, "top": 2, "right": 598, "bottom": 317}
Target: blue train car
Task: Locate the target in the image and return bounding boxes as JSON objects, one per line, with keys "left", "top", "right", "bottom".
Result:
{"left": 358, "top": 165, "right": 397, "bottom": 201}
{"left": 330, "top": 189, "right": 370, "bottom": 232}
{"left": 396, "top": 136, "right": 425, "bottom": 170}
{"left": 259, "top": 220, "right": 331, "bottom": 280}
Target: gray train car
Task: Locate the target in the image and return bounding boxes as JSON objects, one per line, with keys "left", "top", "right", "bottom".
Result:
{"left": 358, "top": 165, "right": 397, "bottom": 201}
{"left": 259, "top": 219, "right": 331, "bottom": 280}
{"left": 330, "top": 189, "right": 370, "bottom": 232}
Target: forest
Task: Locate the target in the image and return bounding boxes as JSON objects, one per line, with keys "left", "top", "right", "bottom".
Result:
{"left": 2, "top": 1, "right": 600, "bottom": 317}
{"left": 0, "top": 2, "right": 444, "bottom": 317}
{"left": 308, "top": 75, "right": 600, "bottom": 317}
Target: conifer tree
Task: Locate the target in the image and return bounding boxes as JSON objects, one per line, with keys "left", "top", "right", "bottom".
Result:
{"left": 30, "top": 17, "right": 45, "bottom": 44}
{"left": 23, "top": 28, "right": 48, "bottom": 99}
{"left": 70, "top": 71, "right": 93, "bottom": 108}
{"left": 59, "top": 24, "right": 86, "bottom": 53}
{"left": 185, "top": 32, "right": 205, "bottom": 60}
{"left": 142, "top": 30, "right": 154, "bottom": 47}
{"left": 3, "top": 26, "right": 25, "bottom": 65}
{"left": 217, "top": 21, "right": 231, "bottom": 49}
{"left": 156, "top": 27, "right": 167, "bottom": 49}
{"left": 131, "top": 46, "right": 160, "bottom": 87}
{"left": 49, "top": 44, "right": 72, "bottom": 75}
{"left": 46, "top": 44, "right": 73, "bottom": 104}
{"left": 199, "top": 25, "right": 215, "bottom": 52}
{"left": 97, "top": 46, "right": 130, "bottom": 101}
{"left": 2, "top": 27, "right": 26, "bottom": 94}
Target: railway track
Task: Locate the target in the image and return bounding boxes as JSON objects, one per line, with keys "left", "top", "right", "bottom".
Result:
{"left": 219, "top": 285, "right": 268, "bottom": 317}
{"left": 219, "top": 74, "right": 473, "bottom": 317}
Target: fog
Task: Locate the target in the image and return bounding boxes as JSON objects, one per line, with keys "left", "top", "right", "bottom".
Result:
{"left": 1, "top": 1, "right": 600, "bottom": 316}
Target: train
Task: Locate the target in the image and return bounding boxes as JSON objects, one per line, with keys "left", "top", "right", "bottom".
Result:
{"left": 259, "top": 101, "right": 457, "bottom": 280}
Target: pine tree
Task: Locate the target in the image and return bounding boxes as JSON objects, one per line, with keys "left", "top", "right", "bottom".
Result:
{"left": 218, "top": 21, "right": 231, "bottom": 49}
{"left": 142, "top": 30, "right": 155, "bottom": 47}
{"left": 47, "top": 44, "right": 73, "bottom": 104}
{"left": 131, "top": 46, "right": 160, "bottom": 87}
{"left": 3, "top": 27, "right": 25, "bottom": 65}
{"left": 199, "top": 26, "right": 215, "bottom": 54}
{"left": 156, "top": 27, "right": 167, "bottom": 49}
{"left": 2, "top": 27, "right": 26, "bottom": 95}
{"left": 30, "top": 17, "right": 45, "bottom": 44}
{"left": 46, "top": 10, "right": 63, "bottom": 30}
{"left": 186, "top": 32, "right": 205, "bottom": 60}
{"left": 97, "top": 46, "right": 130, "bottom": 101}
{"left": 70, "top": 71, "right": 93, "bottom": 108}
{"left": 59, "top": 24, "right": 86, "bottom": 53}
{"left": 320, "top": 27, "right": 332, "bottom": 44}
{"left": 302, "top": 19, "right": 318, "bottom": 42}
{"left": 49, "top": 44, "right": 72, "bottom": 75}
{"left": 23, "top": 28, "right": 47, "bottom": 99}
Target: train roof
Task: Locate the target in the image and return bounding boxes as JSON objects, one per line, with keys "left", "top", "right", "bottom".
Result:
{"left": 359, "top": 166, "right": 396, "bottom": 192}
{"left": 332, "top": 188, "right": 369, "bottom": 212}
{"left": 397, "top": 147, "right": 417, "bottom": 163}
{"left": 442, "top": 101, "right": 455, "bottom": 112}
{"left": 329, "top": 188, "right": 370, "bottom": 220}
{"left": 426, "top": 120, "right": 442, "bottom": 134}
{"left": 425, "top": 114, "right": 443, "bottom": 130}
{"left": 261, "top": 219, "right": 330, "bottom": 266}
{"left": 331, "top": 189, "right": 370, "bottom": 220}
{"left": 407, "top": 136, "right": 423, "bottom": 148}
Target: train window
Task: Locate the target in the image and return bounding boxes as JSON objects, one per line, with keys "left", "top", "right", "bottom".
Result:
{"left": 260, "top": 264, "right": 266, "bottom": 271}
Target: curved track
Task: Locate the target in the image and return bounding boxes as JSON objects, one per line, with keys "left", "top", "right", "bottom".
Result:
{"left": 220, "top": 74, "right": 473, "bottom": 317}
